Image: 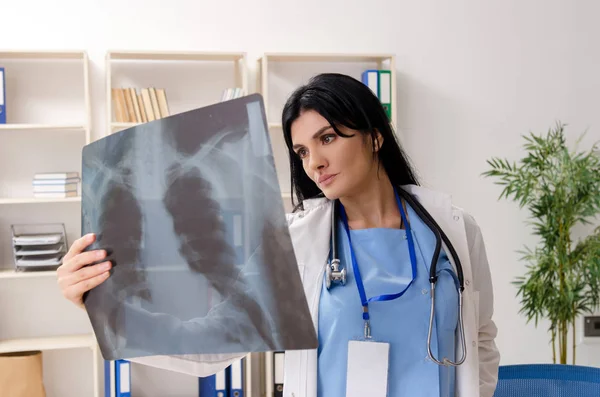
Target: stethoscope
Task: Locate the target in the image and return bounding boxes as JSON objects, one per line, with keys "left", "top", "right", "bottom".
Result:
{"left": 325, "top": 187, "right": 467, "bottom": 367}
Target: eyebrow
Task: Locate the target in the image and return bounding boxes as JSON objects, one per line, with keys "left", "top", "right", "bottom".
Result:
{"left": 292, "top": 126, "right": 333, "bottom": 151}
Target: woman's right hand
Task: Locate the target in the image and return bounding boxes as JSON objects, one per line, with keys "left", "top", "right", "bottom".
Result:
{"left": 57, "top": 233, "right": 112, "bottom": 309}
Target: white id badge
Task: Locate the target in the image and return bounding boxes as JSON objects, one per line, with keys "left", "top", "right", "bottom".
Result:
{"left": 346, "top": 340, "right": 390, "bottom": 397}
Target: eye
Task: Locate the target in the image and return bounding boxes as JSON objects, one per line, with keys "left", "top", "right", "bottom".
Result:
{"left": 322, "top": 134, "right": 336, "bottom": 144}
{"left": 296, "top": 148, "right": 308, "bottom": 159}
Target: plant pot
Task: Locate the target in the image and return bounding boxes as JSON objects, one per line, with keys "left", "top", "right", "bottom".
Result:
{"left": 0, "top": 350, "right": 46, "bottom": 397}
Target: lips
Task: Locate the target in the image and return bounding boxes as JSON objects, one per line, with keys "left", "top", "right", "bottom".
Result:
{"left": 318, "top": 174, "right": 337, "bottom": 186}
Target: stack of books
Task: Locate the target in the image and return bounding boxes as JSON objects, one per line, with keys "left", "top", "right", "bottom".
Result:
{"left": 32, "top": 172, "right": 80, "bottom": 198}
{"left": 112, "top": 87, "right": 170, "bottom": 123}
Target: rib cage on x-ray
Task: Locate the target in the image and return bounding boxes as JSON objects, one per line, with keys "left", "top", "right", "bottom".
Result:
{"left": 81, "top": 94, "right": 317, "bottom": 360}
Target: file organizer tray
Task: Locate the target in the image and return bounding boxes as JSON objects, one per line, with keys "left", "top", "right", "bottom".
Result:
{"left": 11, "top": 223, "right": 68, "bottom": 271}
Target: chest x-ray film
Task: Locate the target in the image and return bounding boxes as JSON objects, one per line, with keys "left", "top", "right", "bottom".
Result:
{"left": 81, "top": 94, "right": 317, "bottom": 361}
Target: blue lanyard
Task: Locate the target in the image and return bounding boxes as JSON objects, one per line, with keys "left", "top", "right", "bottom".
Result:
{"left": 338, "top": 188, "right": 418, "bottom": 338}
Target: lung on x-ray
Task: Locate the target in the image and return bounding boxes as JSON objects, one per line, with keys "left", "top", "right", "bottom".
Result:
{"left": 81, "top": 94, "right": 317, "bottom": 361}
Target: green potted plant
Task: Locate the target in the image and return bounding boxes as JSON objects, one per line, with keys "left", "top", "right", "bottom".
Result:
{"left": 482, "top": 121, "right": 600, "bottom": 364}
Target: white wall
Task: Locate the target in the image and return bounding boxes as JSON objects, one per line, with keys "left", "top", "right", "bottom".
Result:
{"left": 2, "top": 0, "right": 600, "bottom": 395}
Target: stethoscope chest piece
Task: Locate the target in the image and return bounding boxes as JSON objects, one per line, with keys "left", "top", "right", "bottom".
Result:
{"left": 326, "top": 258, "right": 346, "bottom": 289}
{"left": 326, "top": 200, "right": 347, "bottom": 290}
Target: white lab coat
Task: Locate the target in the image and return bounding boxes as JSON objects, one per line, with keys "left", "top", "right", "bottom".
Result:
{"left": 128, "top": 184, "right": 501, "bottom": 397}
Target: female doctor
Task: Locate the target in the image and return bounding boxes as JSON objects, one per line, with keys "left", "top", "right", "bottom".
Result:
{"left": 57, "top": 73, "right": 500, "bottom": 397}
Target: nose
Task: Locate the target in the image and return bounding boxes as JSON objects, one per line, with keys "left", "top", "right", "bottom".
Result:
{"left": 308, "top": 149, "right": 327, "bottom": 172}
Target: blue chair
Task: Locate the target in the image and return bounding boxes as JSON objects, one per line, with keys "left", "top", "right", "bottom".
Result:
{"left": 493, "top": 364, "right": 600, "bottom": 397}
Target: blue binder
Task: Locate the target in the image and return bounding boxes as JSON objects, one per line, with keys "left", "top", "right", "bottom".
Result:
{"left": 104, "top": 360, "right": 131, "bottom": 397}
{"left": 274, "top": 352, "right": 284, "bottom": 397}
{"left": 0, "top": 67, "right": 6, "bottom": 124}
{"left": 361, "top": 69, "right": 379, "bottom": 98}
{"left": 115, "top": 360, "right": 131, "bottom": 397}
{"left": 104, "top": 361, "right": 115, "bottom": 397}
{"left": 198, "top": 375, "right": 215, "bottom": 396}
{"left": 199, "top": 368, "right": 227, "bottom": 397}
{"left": 229, "top": 358, "right": 244, "bottom": 397}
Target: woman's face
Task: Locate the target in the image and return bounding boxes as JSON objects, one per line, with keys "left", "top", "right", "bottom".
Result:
{"left": 290, "top": 110, "right": 381, "bottom": 200}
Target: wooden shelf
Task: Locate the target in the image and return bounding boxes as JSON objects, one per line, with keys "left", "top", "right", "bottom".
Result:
{"left": 0, "top": 196, "right": 81, "bottom": 204}
{"left": 0, "top": 334, "right": 95, "bottom": 354}
{"left": 0, "top": 124, "right": 87, "bottom": 132}
{"left": 0, "top": 50, "right": 87, "bottom": 60}
{"left": 0, "top": 269, "right": 57, "bottom": 279}
{"left": 261, "top": 52, "right": 395, "bottom": 63}
{"left": 107, "top": 50, "right": 245, "bottom": 62}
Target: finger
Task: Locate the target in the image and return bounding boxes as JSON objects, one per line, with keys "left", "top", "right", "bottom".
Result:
{"left": 63, "top": 270, "right": 111, "bottom": 303}
{"left": 60, "top": 249, "right": 107, "bottom": 274}
{"left": 58, "top": 261, "right": 112, "bottom": 288}
{"left": 63, "top": 233, "right": 96, "bottom": 263}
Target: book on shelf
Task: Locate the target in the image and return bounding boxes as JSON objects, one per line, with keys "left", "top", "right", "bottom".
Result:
{"left": 140, "top": 88, "right": 153, "bottom": 121}
{"left": 112, "top": 87, "right": 170, "bottom": 124}
{"left": 129, "top": 87, "right": 142, "bottom": 123}
{"left": 33, "top": 184, "right": 78, "bottom": 193}
{"left": 32, "top": 177, "right": 80, "bottom": 186}
{"left": 123, "top": 88, "right": 135, "bottom": 122}
{"left": 137, "top": 92, "right": 148, "bottom": 122}
{"left": 220, "top": 87, "right": 245, "bottom": 102}
{"left": 34, "top": 172, "right": 79, "bottom": 180}
{"left": 149, "top": 87, "right": 161, "bottom": 121}
{"left": 33, "top": 191, "right": 78, "bottom": 198}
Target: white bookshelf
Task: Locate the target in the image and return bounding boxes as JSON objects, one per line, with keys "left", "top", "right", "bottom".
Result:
{"left": 105, "top": 50, "right": 248, "bottom": 135}
{"left": 0, "top": 50, "right": 98, "bottom": 397}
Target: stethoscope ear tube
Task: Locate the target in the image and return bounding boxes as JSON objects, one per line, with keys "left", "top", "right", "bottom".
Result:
{"left": 395, "top": 188, "right": 465, "bottom": 292}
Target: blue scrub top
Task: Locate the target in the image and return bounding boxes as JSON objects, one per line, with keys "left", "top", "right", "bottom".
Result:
{"left": 317, "top": 202, "right": 459, "bottom": 397}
